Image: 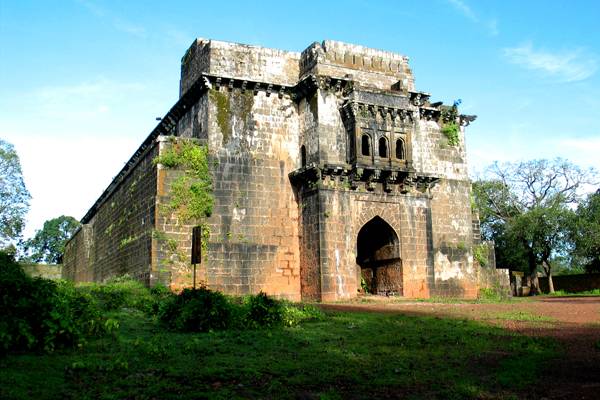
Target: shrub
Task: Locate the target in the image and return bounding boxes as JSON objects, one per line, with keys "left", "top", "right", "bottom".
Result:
{"left": 280, "top": 302, "right": 325, "bottom": 327}
{"left": 478, "top": 286, "right": 510, "bottom": 302}
{"left": 244, "top": 292, "right": 283, "bottom": 328}
{"left": 79, "top": 275, "right": 158, "bottom": 314}
{"left": 441, "top": 123, "right": 460, "bottom": 146}
{"left": 155, "top": 287, "right": 324, "bottom": 332}
{"left": 158, "top": 287, "right": 232, "bottom": 332}
{"left": 0, "top": 252, "right": 111, "bottom": 354}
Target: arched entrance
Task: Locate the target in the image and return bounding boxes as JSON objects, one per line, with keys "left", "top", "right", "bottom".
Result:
{"left": 356, "top": 216, "right": 403, "bottom": 295}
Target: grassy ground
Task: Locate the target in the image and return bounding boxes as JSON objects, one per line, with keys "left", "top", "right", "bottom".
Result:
{"left": 1, "top": 307, "right": 558, "bottom": 400}
{"left": 548, "top": 288, "right": 600, "bottom": 296}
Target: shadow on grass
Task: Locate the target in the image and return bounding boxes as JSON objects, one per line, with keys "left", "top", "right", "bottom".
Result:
{"left": 0, "top": 307, "right": 560, "bottom": 400}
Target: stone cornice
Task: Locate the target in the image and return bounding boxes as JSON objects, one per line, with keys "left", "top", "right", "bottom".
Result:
{"left": 459, "top": 114, "right": 477, "bottom": 126}
{"left": 341, "top": 101, "right": 415, "bottom": 125}
{"left": 292, "top": 74, "right": 354, "bottom": 100}
{"left": 289, "top": 163, "right": 439, "bottom": 194}
{"left": 80, "top": 71, "right": 470, "bottom": 223}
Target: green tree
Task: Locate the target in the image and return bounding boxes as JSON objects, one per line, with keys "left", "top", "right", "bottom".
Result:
{"left": 473, "top": 159, "right": 596, "bottom": 294}
{"left": 22, "top": 215, "right": 81, "bottom": 264}
{"left": 571, "top": 190, "right": 600, "bottom": 273}
{"left": 0, "top": 139, "right": 31, "bottom": 251}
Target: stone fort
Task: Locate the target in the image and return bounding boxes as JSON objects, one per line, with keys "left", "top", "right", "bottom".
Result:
{"left": 64, "top": 39, "right": 501, "bottom": 301}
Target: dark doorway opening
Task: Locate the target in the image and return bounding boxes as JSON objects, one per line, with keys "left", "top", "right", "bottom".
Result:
{"left": 356, "top": 216, "right": 403, "bottom": 295}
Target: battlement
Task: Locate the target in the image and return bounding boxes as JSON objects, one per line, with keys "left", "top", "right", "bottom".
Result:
{"left": 300, "top": 40, "right": 414, "bottom": 91}
{"left": 180, "top": 39, "right": 415, "bottom": 96}
{"left": 180, "top": 38, "right": 300, "bottom": 96}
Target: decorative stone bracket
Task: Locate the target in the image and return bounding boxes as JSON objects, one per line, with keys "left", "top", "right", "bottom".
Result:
{"left": 289, "top": 162, "right": 439, "bottom": 195}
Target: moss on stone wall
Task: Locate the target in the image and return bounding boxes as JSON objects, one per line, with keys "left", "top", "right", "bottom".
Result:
{"left": 154, "top": 139, "right": 214, "bottom": 260}
{"left": 239, "top": 90, "right": 254, "bottom": 123}
{"left": 209, "top": 89, "right": 231, "bottom": 143}
{"left": 154, "top": 139, "right": 214, "bottom": 221}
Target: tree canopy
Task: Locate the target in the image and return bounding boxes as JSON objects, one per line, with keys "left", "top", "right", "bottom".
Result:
{"left": 473, "top": 159, "right": 596, "bottom": 293}
{"left": 22, "top": 215, "right": 81, "bottom": 264}
{"left": 571, "top": 190, "right": 600, "bottom": 273}
{"left": 0, "top": 139, "right": 30, "bottom": 251}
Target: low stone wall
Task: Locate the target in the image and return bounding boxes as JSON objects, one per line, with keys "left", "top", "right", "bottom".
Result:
{"left": 21, "top": 264, "right": 63, "bottom": 280}
{"left": 539, "top": 273, "right": 600, "bottom": 293}
{"left": 478, "top": 266, "right": 510, "bottom": 294}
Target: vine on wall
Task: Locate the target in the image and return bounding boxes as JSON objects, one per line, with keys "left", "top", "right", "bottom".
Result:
{"left": 439, "top": 101, "right": 460, "bottom": 146}
{"left": 154, "top": 139, "right": 214, "bottom": 258}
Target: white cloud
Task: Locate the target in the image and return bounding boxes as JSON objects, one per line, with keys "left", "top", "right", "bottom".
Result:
{"left": 6, "top": 134, "right": 140, "bottom": 238}
{"left": 112, "top": 18, "right": 147, "bottom": 38}
{"left": 487, "top": 19, "right": 499, "bottom": 36}
{"left": 0, "top": 76, "right": 169, "bottom": 238}
{"left": 555, "top": 137, "right": 600, "bottom": 169}
{"left": 446, "top": 0, "right": 498, "bottom": 35}
{"left": 468, "top": 133, "right": 600, "bottom": 178}
{"left": 503, "top": 42, "right": 598, "bottom": 82}
{"left": 77, "top": 0, "right": 146, "bottom": 38}
{"left": 32, "top": 78, "right": 146, "bottom": 120}
{"left": 447, "top": 0, "right": 477, "bottom": 22}
{"left": 164, "top": 27, "right": 193, "bottom": 47}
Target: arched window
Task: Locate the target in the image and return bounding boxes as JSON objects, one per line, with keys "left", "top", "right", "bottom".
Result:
{"left": 378, "top": 137, "right": 388, "bottom": 158}
{"left": 361, "top": 134, "right": 371, "bottom": 156}
{"left": 300, "top": 145, "right": 307, "bottom": 167}
{"left": 395, "top": 139, "right": 405, "bottom": 160}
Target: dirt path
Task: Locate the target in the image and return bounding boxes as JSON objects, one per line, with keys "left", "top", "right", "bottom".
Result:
{"left": 321, "top": 296, "right": 600, "bottom": 400}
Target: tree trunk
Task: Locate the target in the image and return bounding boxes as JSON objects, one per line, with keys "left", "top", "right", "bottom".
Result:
{"left": 543, "top": 260, "right": 554, "bottom": 294}
{"left": 529, "top": 271, "right": 540, "bottom": 295}
{"left": 524, "top": 241, "right": 539, "bottom": 295}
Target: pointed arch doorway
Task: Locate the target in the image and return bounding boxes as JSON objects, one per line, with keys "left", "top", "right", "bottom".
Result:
{"left": 356, "top": 216, "right": 403, "bottom": 295}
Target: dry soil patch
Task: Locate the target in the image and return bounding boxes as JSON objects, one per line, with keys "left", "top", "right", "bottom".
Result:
{"left": 321, "top": 296, "right": 600, "bottom": 399}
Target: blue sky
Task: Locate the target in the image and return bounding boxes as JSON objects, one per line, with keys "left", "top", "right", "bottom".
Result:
{"left": 1, "top": 0, "right": 599, "bottom": 237}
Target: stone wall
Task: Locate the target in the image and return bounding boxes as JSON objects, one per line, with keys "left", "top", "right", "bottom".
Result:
{"left": 181, "top": 39, "right": 299, "bottom": 96}
{"left": 300, "top": 41, "right": 415, "bottom": 91}
{"left": 158, "top": 65, "right": 303, "bottom": 297}
{"left": 63, "top": 224, "right": 93, "bottom": 282}
{"left": 21, "top": 264, "right": 63, "bottom": 280}
{"left": 64, "top": 144, "right": 159, "bottom": 284}
{"left": 539, "top": 274, "right": 600, "bottom": 293}
{"left": 479, "top": 266, "right": 510, "bottom": 294}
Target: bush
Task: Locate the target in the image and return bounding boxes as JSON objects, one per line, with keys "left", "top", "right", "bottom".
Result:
{"left": 156, "top": 287, "right": 324, "bottom": 333}
{"left": 244, "top": 291, "right": 283, "bottom": 328}
{"left": 158, "top": 287, "right": 232, "bottom": 332}
{"left": 280, "top": 302, "right": 325, "bottom": 327}
{"left": 0, "top": 252, "right": 111, "bottom": 354}
{"left": 79, "top": 275, "right": 164, "bottom": 314}
{"left": 478, "top": 286, "right": 510, "bottom": 302}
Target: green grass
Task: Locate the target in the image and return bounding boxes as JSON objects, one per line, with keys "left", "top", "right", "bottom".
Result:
{"left": 548, "top": 289, "right": 600, "bottom": 296}
{"left": 0, "top": 308, "right": 559, "bottom": 399}
{"left": 384, "top": 295, "right": 531, "bottom": 305}
{"left": 484, "top": 311, "right": 555, "bottom": 323}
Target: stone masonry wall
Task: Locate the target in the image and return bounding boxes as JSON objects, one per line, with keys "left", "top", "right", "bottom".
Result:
{"left": 298, "top": 185, "right": 436, "bottom": 301}
{"left": 429, "top": 179, "right": 478, "bottom": 298}
{"left": 63, "top": 224, "right": 93, "bottom": 282}
{"left": 300, "top": 41, "right": 415, "bottom": 92}
{"left": 203, "top": 87, "right": 301, "bottom": 299}
{"left": 181, "top": 39, "right": 299, "bottom": 96}
{"left": 157, "top": 78, "right": 302, "bottom": 298}
{"left": 64, "top": 145, "right": 158, "bottom": 284}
